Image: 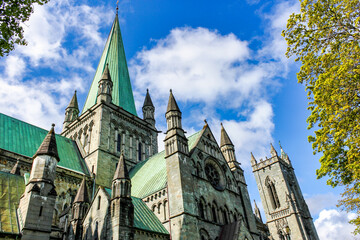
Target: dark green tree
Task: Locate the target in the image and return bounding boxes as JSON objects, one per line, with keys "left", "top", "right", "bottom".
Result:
{"left": 0, "top": 0, "right": 49, "bottom": 57}
{"left": 282, "top": 0, "right": 360, "bottom": 233}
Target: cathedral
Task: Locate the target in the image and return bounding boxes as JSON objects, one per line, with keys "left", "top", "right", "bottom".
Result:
{"left": 0, "top": 9, "right": 319, "bottom": 240}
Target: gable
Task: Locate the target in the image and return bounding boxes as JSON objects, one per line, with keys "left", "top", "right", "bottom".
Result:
{"left": 129, "top": 130, "right": 202, "bottom": 198}
{"left": 0, "top": 113, "right": 89, "bottom": 175}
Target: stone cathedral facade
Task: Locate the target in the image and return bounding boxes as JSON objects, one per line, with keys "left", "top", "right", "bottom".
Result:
{"left": 0, "top": 10, "right": 319, "bottom": 240}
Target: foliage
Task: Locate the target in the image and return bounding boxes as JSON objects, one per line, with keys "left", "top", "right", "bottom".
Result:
{"left": 282, "top": 0, "right": 360, "bottom": 233}
{"left": 0, "top": 0, "right": 49, "bottom": 57}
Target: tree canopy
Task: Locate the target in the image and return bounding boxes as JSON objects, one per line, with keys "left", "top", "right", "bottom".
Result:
{"left": 283, "top": 0, "right": 360, "bottom": 233}
{"left": 0, "top": 0, "right": 49, "bottom": 57}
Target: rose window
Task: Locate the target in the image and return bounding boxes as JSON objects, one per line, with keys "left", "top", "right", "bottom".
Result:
{"left": 205, "top": 164, "right": 220, "bottom": 187}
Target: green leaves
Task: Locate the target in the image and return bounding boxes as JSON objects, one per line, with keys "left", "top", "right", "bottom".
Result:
{"left": 283, "top": 0, "right": 360, "bottom": 234}
{"left": 0, "top": 0, "right": 49, "bottom": 57}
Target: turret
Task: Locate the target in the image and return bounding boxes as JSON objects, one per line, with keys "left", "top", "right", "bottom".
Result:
{"left": 97, "top": 64, "right": 113, "bottom": 104}
{"left": 18, "top": 124, "right": 59, "bottom": 240}
{"left": 164, "top": 90, "right": 199, "bottom": 238}
{"left": 164, "top": 90, "right": 188, "bottom": 156}
{"left": 220, "top": 123, "right": 237, "bottom": 168}
{"left": 63, "top": 90, "right": 79, "bottom": 131}
{"left": 110, "top": 151, "right": 134, "bottom": 240}
{"left": 70, "top": 178, "right": 89, "bottom": 240}
{"left": 142, "top": 89, "right": 155, "bottom": 127}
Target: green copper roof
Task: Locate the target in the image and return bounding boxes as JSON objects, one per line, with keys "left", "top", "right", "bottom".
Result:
{"left": 82, "top": 14, "right": 137, "bottom": 116}
{"left": 0, "top": 113, "right": 89, "bottom": 175}
{"left": 130, "top": 130, "right": 202, "bottom": 198}
{"left": 104, "top": 188, "right": 168, "bottom": 235}
{"left": 0, "top": 171, "right": 25, "bottom": 235}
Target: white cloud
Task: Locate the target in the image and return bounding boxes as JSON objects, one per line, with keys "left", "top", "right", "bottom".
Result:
{"left": 4, "top": 56, "right": 26, "bottom": 79}
{"left": 131, "top": 26, "right": 279, "bottom": 165}
{"left": 260, "top": 0, "right": 300, "bottom": 68}
{"left": 305, "top": 192, "right": 339, "bottom": 216}
{"left": 315, "top": 209, "right": 359, "bottom": 240}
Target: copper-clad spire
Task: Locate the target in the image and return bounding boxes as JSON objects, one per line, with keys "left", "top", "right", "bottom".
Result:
{"left": 33, "top": 124, "right": 59, "bottom": 161}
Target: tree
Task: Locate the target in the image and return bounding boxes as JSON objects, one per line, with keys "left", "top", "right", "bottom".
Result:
{"left": 282, "top": 0, "right": 360, "bottom": 233}
{"left": 0, "top": 0, "right": 49, "bottom": 57}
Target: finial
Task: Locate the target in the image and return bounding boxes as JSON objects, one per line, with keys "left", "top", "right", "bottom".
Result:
{"left": 170, "top": 89, "right": 172, "bottom": 93}
{"left": 220, "top": 122, "right": 223, "bottom": 126}
{"left": 51, "top": 123, "right": 55, "bottom": 128}
{"left": 116, "top": 0, "right": 119, "bottom": 14}
{"left": 75, "top": 90, "right": 77, "bottom": 94}
{"left": 121, "top": 149, "right": 124, "bottom": 155}
{"left": 204, "top": 119, "right": 207, "bottom": 124}
{"left": 279, "top": 140, "right": 282, "bottom": 149}
{"left": 146, "top": 88, "right": 149, "bottom": 93}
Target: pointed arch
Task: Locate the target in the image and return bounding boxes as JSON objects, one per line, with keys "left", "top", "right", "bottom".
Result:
{"left": 265, "top": 176, "right": 281, "bottom": 209}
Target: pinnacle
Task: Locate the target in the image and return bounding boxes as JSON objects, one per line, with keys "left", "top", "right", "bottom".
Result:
{"left": 220, "top": 123, "right": 233, "bottom": 147}
{"left": 33, "top": 124, "right": 59, "bottom": 161}
{"left": 67, "top": 90, "right": 79, "bottom": 110}
{"left": 270, "top": 143, "right": 278, "bottom": 157}
{"left": 113, "top": 151, "right": 129, "bottom": 180}
{"left": 166, "top": 90, "right": 180, "bottom": 113}
{"left": 101, "top": 64, "right": 112, "bottom": 82}
{"left": 10, "top": 160, "right": 21, "bottom": 175}
{"left": 143, "top": 89, "right": 154, "bottom": 107}
{"left": 74, "top": 178, "right": 90, "bottom": 203}
{"left": 251, "top": 152, "right": 256, "bottom": 162}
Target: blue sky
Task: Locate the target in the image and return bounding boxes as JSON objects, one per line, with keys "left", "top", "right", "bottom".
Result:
{"left": 0, "top": 0, "right": 357, "bottom": 238}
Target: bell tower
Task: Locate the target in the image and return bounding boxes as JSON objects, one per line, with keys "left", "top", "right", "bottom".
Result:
{"left": 252, "top": 144, "right": 319, "bottom": 240}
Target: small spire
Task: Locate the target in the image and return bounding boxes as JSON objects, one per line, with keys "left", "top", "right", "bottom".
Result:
{"left": 166, "top": 89, "right": 180, "bottom": 113}
{"left": 251, "top": 152, "right": 257, "bottom": 164}
{"left": 143, "top": 89, "right": 154, "bottom": 107}
{"left": 67, "top": 90, "right": 79, "bottom": 110}
{"left": 10, "top": 160, "right": 21, "bottom": 175}
{"left": 270, "top": 143, "right": 278, "bottom": 157}
{"left": 113, "top": 151, "right": 129, "bottom": 180}
{"left": 101, "top": 64, "right": 112, "bottom": 82}
{"left": 220, "top": 123, "right": 233, "bottom": 147}
{"left": 74, "top": 178, "right": 90, "bottom": 203}
{"left": 33, "top": 124, "right": 59, "bottom": 161}
{"left": 253, "top": 200, "right": 262, "bottom": 222}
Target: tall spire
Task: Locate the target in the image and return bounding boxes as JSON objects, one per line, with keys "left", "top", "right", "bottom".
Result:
{"left": 220, "top": 123, "right": 233, "bottom": 147}
{"left": 82, "top": 13, "right": 137, "bottom": 116}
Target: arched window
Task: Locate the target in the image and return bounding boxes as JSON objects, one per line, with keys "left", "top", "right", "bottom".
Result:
{"left": 97, "top": 196, "right": 101, "bottom": 210}
{"left": 163, "top": 200, "right": 168, "bottom": 220}
{"left": 138, "top": 142, "right": 142, "bottom": 161}
{"left": 199, "top": 201, "right": 205, "bottom": 219}
{"left": 266, "top": 177, "right": 280, "bottom": 209}
{"left": 116, "top": 133, "right": 121, "bottom": 152}
{"left": 212, "top": 205, "right": 217, "bottom": 223}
